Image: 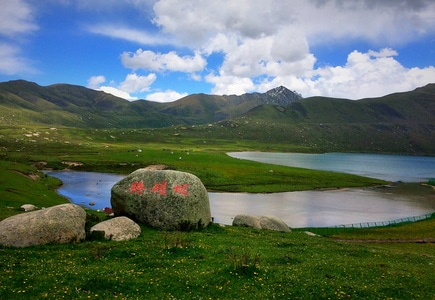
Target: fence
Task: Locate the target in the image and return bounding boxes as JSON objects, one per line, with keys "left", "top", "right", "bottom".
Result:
{"left": 303, "top": 212, "right": 434, "bottom": 235}
{"left": 335, "top": 213, "right": 433, "bottom": 229}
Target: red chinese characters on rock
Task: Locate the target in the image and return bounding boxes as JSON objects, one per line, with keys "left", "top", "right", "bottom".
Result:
{"left": 129, "top": 181, "right": 190, "bottom": 196}
{"left": 173, "top": 184, "right": 190, "bottom": 196}
{"left": 130, "top": 181, "right": 145, "bottom": 195}
{"left": 151, "top": 181, "right": 167, "bottom": 195}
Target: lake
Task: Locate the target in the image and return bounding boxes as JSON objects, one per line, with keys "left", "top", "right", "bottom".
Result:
{"left": 228, "top": 152, "right": 435, "bottom": 182}
{"left": 45, "top": 152, "right": 435, "bottom": 228}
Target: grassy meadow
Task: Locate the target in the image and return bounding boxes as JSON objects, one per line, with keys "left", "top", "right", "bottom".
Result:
{"left": 1, "top": 125, "right": 434, "bottom": 299}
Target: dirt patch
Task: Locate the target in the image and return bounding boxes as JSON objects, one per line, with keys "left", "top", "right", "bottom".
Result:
{"left": 61, "top": 161, "right": 84, "bottom": 167}
{"left": 12, "top": 170, "right": 40, "bottom": 181}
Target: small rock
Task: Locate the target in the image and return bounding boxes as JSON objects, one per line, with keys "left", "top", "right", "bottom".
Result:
{"left": 304, "top": 231, "right": 320, "bottom": 237}
{"left": 233, "top": 214, "right": 290, "bottom": 232}
{"left": 21, "top": 204, "right": 38, "bottom": 212}
{"left": 90, "top": 217, "right": 141, "bottom": 241}
{"left": 259, "top": 215, "right": 291, "bottom": 232}
{"left": 232, "top": 214, "right": 262, "bottom": 229}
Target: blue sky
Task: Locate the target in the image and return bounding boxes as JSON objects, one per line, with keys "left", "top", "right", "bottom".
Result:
{"left": 1, "top": 0, "right": 434, "bottom": 102}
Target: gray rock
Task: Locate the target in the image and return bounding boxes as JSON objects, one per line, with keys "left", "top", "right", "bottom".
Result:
{"left": 259, "top": 215, "right": 291, "bottom": 232}
{"left": 0, "top": 204, "right": 86, "bottom": 247}
{"left": 233, "top": 214, "right": 290, "bottom": 232}
{"left": 90, "top": 217, "right": 141, "bottom": 241}
{"left": 21, "top": 204, "right": 38, "bottom": 212}
{"left": 232, "top": 214, "right": 262, "bottom": 229}
{"left": 304, "top": 231, "right": 320, "bottom": 237}
{"left": 111, "top": 169, "right": 211, "bottom": 231}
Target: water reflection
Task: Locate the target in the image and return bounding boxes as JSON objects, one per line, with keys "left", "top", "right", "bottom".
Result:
{"left": 46, "top": 171, "right": 435, "bottom": 228}
{"left": 44, "top": 171, "right": 124, "bottom": 210}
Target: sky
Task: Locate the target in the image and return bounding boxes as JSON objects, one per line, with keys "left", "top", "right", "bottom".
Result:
{"left": 1, "top": 0, "right": 435, "bottom": 102}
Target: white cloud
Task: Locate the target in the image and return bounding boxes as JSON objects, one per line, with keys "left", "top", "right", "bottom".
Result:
{"left": 87, "top": 75, "right": 106, "bottom": 89}
{"left": 204, "top": 47, "right": 435, "bottom": 99}
{"left": 99, "top": 86, "right": 138, "bottom": 101}
{"left": 121, "top": 49, "right": 206, "bottom": 73}
{"left": 301, "top": 49, "right": 435, "bottom": 99}
{"left": 0, "top": 0, "right": 38, "bottom": 37}
{"left": 86, "top": 24, "right": 170, "bottom": 45}
{"left": 216, "top": 31, "right": 315, "bottom": 79}
{"left": 0, "top": 43, "right": 36, "bottom": 75}
{"left": 0, "top": 0, "right": 38, "bottom": 75}
{"left": 206, "top": 73, "right": 255, "bottom": 95}
{"left": 146, "top": 90, "right": 188, "bottom": 102}
{"left": 88, "top": 73, "right": 157, "bottom": 100}
{"left": 153, "top": 0, "right": 435, "bottom": 47}
{"left": 119, "top": 73, "right": 157, "bottom": 93}
{"left": 152, "top": 0, "right": 291, "bottom": 46}
{"left": 292, "top": 0, "right": 435, "bottom": 45}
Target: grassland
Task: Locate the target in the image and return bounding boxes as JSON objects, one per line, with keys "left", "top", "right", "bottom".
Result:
{"left": 0, "top": 214, "right": 434, "bottom": 299}
{"left": 1, "top": 125, "right": 434, "bottom": 299}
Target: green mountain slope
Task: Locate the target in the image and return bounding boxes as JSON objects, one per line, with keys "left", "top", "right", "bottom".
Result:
{"left": 233, "top": 84, "right": 435, "bottom": 154}
{"left": 242, "top": 84, "right": 435, "bottom": 125}
{"left": 0, "top": 80, "right": 301, "bottom": 128}
{"left": 0, "top": 80, "right": 195, "bottom": 128}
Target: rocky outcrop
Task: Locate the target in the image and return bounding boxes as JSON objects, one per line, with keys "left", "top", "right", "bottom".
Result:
{"left": 0, "top": 204, "right": 86, "bottom": 247}
{"left": 233, "top": 214, "right": 290, "bottom": 232}
{"left": 111, "top": 169, "right": 211, "bottom": 231}
{"left": 90, "top": 217, "right": 141, "bottom": 241}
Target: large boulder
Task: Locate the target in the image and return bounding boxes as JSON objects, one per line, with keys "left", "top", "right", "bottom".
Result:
{"left": 111, "top": 169, "right": 211, "bottom": 231}
{"left": 233, "top": 214, "right": 290, "bottom": 232}
{"left": 90, "top": 217, "right": 141, "bottom": 241}
{"left": 0, "top": 204, "right": 86, "bottom": 247}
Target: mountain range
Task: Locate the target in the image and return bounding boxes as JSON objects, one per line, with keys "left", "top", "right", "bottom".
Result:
{"left": 0, "top": 80, "right": 301, "bottom": 128}
{"left": 0, "top": 80, "right": 434, "bottom": 154}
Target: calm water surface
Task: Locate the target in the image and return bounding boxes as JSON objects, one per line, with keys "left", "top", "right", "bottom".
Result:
{"left": 45, "top": 160, "right": 435, "bottom": 228}
{"left": 228, "top": 152, "right": 435, "bottom": 182}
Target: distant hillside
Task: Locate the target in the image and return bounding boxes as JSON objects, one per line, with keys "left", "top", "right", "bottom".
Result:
{"left": 0, "top": 80, "right": 301, "bottom": 128}
{"left": 227, "top": 84, "right": 435, "bottom": 154}
{"left": 161, "top": 86, "right": 302, "bottom": 123}
{"left": 243, "top": 84, "right": 435, "bottom": 124}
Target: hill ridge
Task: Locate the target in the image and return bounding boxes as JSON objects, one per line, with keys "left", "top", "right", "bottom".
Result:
{"left": 0, "top": 80, "right": 302, "bottom": 127}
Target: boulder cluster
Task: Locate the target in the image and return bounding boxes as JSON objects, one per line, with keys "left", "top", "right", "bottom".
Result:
{"left": 0, "top": 204, "right": 141, "bottom": 248}
{"left": 0, "top": 168, "right": 292, "bottom": 248}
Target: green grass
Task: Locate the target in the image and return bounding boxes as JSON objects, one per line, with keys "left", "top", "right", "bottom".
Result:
{"left": 0, "top": 219, "right": 434, "bottom": 299}
{"left": 0, "top": 160, "right": 67, "bottom": 220}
